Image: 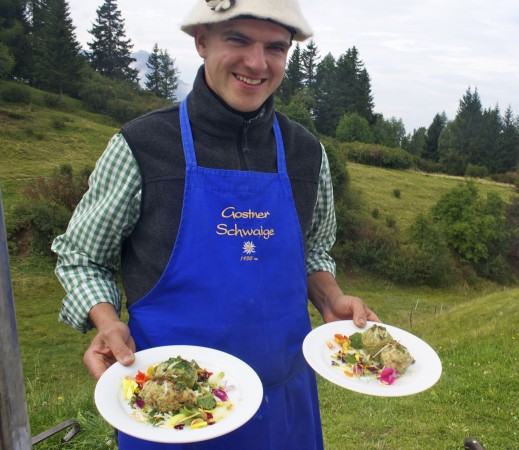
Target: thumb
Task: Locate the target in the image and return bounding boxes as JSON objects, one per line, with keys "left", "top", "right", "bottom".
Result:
{"left": 108, "top": 332, "right": 136, "bottom": 366}
{"left": 350, "top": 299, "right": 368, "bottom": 329}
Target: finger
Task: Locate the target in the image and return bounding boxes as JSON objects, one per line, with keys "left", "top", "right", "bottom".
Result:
{"left": 84, "top": 345, "right": 114, "bottom": 381}
{"left": 106, "top": 332, "right": 135, "bottom": 366}
{"left": 350, "top": 299, "right": 369, "bottom": 328}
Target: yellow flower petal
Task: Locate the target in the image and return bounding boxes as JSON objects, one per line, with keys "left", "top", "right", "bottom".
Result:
{"left": 122, "top": 378, "right": 138, "bottom": 400}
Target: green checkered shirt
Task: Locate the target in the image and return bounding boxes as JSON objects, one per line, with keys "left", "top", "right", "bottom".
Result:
{"left": 52, "top": 133, "right": 337, "bottom": 332}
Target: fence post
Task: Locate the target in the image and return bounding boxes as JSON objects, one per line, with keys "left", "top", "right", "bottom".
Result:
{"left": 0, "top": 188, "right": 32, "bottom": 450}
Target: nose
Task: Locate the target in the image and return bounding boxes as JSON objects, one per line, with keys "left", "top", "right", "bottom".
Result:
{"left": 244, "top": 44, "right": 268, "bottom": 71}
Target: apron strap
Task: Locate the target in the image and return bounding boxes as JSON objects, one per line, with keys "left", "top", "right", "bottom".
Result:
{"left": 273, "top": 114, "right": 287, "bottom": 175}
{"left": 180, "top": 100, "right": 288, "bottom": 175}
{"left": 180, "top": 100, "right": 197, "bottom": 168}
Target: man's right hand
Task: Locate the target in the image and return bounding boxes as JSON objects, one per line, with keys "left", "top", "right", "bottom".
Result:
{"left": 85, "top": 303, "right": 136, "bottom": 380}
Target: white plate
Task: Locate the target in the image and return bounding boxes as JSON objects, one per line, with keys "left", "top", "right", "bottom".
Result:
{"left": 303, "top": 321, "right": 442, "bottom": 397}
{"left": 95, "top": 345, "right": 263, "bottom": 443}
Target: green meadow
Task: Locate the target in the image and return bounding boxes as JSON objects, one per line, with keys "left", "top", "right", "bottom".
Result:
{"left": 1, "top": 88, "right": 517, "bottom": 449}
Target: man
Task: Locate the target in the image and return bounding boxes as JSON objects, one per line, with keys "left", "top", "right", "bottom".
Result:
{"left": 52, "top": 1, "right": 380, "bottom": 448}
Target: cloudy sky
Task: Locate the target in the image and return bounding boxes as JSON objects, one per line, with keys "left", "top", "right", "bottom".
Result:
{"left": 67, "top": 0, "right": 519, "bottom": 133}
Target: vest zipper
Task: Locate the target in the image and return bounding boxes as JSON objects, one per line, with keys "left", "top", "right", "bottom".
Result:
{"left": 237, "top": 120, "right": 252, "bottom": 170}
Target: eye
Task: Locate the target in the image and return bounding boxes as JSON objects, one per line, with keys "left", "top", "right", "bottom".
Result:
{"left": 268, "top": 44, "right": 288, "bottom": 54}
{"left": 225, "top": 35, "right": 248, "bottom": 45}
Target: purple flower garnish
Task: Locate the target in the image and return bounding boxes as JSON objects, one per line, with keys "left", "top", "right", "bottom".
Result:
{"left": 212, "top": 388, "right": 228, "bottom": 401}
{"left": 379, "top": 367, "right": 398, "bottom": 385}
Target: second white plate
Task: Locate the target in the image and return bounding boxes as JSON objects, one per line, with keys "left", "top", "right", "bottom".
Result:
{"left": 303, "top": 321, "right": 442, "bottom": 397}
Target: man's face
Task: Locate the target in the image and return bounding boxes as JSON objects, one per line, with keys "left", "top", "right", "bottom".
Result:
{"left": 194, "top": 19, "right": 292, "bottom": 112}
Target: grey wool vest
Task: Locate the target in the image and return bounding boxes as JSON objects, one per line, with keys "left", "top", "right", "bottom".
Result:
{"left": 120, "top": 66, "right": 322, "bottom": 306}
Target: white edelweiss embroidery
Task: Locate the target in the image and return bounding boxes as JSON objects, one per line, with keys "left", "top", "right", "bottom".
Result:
{"left": 206, "top": 0, "right": 236, "bottom": 12}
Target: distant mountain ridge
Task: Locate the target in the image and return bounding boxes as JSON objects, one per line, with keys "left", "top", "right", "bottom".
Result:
{"left": 131, "top": 50, "right": 192, "bottom": 101}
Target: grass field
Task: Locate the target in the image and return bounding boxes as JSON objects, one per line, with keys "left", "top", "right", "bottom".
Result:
{"left": 1, "top": 89, "right": 518, "bottom": 449}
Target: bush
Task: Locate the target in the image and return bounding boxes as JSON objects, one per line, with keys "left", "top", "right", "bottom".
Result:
{"left": 43, "top": 93, "right": 61, "bottom": 107}
{"left": 465, "top": 164, "right": 489, "bottom": 179}
{"left": 412, "top": 155, "right": 442, "bottom": 173}
{"left": 78, "top": 70, "right": 170, "bottom": 123}
{"left": 382, "top": 244, "right": 456, "bottom": 287}
{"left": 51, "top": 115, "right": 69, "bottom": 130}
{"left": 10, "top": 201, "right": 72, "bottom": 255}
{"left": 336, "top": 113, "right": 373, "bottom": 143}
{"left": 393, "top": 188, "right": 401, "bottom": 198}
{"left": 490, "top": 171, "right": 519, "bottom": 188}
{"left": 106, "top": 98, "right": 144, "bottom": 123}
{"left": 432, "top": 181, "right": 508, "bottom": 264}
{"left": 341, "top": 142, "right": 413, "bottom": 169}
{"left": 348, "top": 221, "right": 399, "bottom": 270}
{"left": 8, "top": 165, "right": 92, "bottom": 257}
{"left": 0, "top": 83, "right": 31, "bottom": 104}
{"left": 385, "top": 216, "right": 396, "bottom": 228}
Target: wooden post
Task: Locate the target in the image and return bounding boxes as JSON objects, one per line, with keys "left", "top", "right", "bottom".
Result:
{"left": 0, "top": 189, "right": 32, "bottom": 449}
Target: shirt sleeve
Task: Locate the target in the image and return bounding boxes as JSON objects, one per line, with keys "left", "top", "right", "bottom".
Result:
{"left": 305, "top": 144, "right": 337, "bottom": 277}
{"left": 52, "top": 134, "right": 142, "bottom": 333}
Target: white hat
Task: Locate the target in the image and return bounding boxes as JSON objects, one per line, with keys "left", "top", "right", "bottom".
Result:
{"left": 181, "top": 0, "right": 313, "bottom": 41}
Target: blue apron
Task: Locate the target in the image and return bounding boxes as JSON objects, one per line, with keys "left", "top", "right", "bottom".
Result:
{"left": 118, "top": 101, "right": 323, "bottom": 450}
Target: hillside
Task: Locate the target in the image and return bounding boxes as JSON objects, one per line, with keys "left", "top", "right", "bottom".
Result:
{"left": 1, "top": 87, "right": 515, "bottom": 222}
{"left": 347, "top": 162, "right": 516, "bottom": 232}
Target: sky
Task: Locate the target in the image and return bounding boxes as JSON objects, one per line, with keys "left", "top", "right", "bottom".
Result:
{"left": 66, "top": 0, "right": 519, "bottom": 133}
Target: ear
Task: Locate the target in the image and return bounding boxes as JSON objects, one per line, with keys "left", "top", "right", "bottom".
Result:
{"left": 194, "top": 26, "right": 208, "bottom": 58}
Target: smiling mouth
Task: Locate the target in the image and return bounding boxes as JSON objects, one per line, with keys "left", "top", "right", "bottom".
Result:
{"left": 234, "top": 73, "right": 263, "bottom": 86}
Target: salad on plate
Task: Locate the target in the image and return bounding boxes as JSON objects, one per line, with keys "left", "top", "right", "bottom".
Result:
{"left": 328, "top": 324, "right": 415, "bottom": 385}
{"left": 121, "top": 355, "right": 233, "bottom": 430}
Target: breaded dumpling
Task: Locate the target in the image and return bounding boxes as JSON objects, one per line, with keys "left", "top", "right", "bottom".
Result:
{"left": 378, "top": 341, "right": 414, "bottom": 374}
{"left": 140, "top": 379, "right": 196, "bottom": 413}
{"left": 153, "top": 356, "right": 198, "bottom": 388}
{"left": 361, "top": 324, "right": 393, "bottom": 356}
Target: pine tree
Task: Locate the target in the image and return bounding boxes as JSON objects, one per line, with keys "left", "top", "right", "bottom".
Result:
{"left": 456, "top": 88, "right": 484, "bottom": 173}
{"left": 145, "top": 44, "right": 178, "bottom": 100}
{"left": 496, "top": 107, "right": 519, "bottom": 173}
{"left": 32, "top": 0, "right": 85, "bottom": 98}
{"left": 278, "top": 43, "right": 303, "bottom": 102}
{"left": 158, "top": 48, "right": 178, "bottom": 101}
{"left": 423, "top": 112, "right": 448, "bottom": 162}
{"left": 404, "top": 127, "right": 427, "bottom": 156}
{"left": 314, "top": 52, "right": 339, "bottom": 135}
{"left": 88, "top": 0, "right": 139, "bottom": 84}
{"left": 335, "top": 47, "right": 374, "bottom": 123}
{"left": 145, "top": 43, "right": 162, "bottom": 95}
{"left": 301, "top": 39, "right": 319, "bottom": 91}
{"left": 478, "top": 106, "right": 502, "bottom": 171}
{"left": 0, "top": 0, "right": 32, "bottom": 80}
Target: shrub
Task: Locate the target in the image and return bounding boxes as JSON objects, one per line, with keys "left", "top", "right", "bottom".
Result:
{"left": 51, "top": 116, "right": 68, "bottom": 130}
{"left": 10, "top": 201, "right": 72, "bottom": 255}
{"left": 341, "top": 142, "right": 413, "bottom": 169}
{"left": 432, "top": 181, "right": 509, "bottom": 264}
{"left": 0, "top": 83, "right": 31, "bottom": 104}
{"left": 385, "top": 216, "right": 396, "bottom": 228}
{"left": 490, "top": 171, "right": 519, "bottom": 188}
{"left": 393, "top": 188, "right": 401, "bottom": 198}
{"left": 465, "top": 164, "right": 489, "bottom": 179}
{"left": 336, "top": 113, "right": 373, "bottom": 143}
{"left": 382, "top": 243, "right": 456, "bottom": 287}
{"left": 348, "top": 221, "right": 399, "bottom": 270}
{"left": 8, "top": 165, "right": 92, "bottom": 256}
{"left": 412, "top": 155, "right": 442, "bottom": 174}
{"left": 106, "top": 98, "right": 144, "bottom": 123}
{"left": 43, "top": 93, "right": 61, "bottom": 107}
